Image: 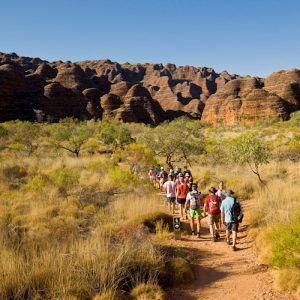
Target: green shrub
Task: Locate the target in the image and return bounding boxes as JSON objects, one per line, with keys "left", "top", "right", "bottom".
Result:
{"left": 263, "top": 213, "right": 300, "bottom": 269}
{"left": 25, "top": 175, "right": 48, "bottom": 191}
{"left": 107, "top": 167, "right": 141, "bottom": 191}
{"left": 130, "top": 283, "right": 166, "bottom": 300}
{"left": 49, "top": 167, "right": 79, "bottom": 189}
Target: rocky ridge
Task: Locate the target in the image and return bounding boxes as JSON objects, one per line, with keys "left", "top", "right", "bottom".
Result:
{"left": 0, "top": 52, "right": 299, "bottom": 125}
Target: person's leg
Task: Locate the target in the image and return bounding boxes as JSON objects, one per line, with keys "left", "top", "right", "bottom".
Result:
{"left": 232, "top": 223, "right": 238, "bottom": 250}
{"left": 190, "top": 217, "right": 195, "bottom": 234}
{"left": 215, "top": 217, "right": 221, "bottom": 239}
{"left": 226, "top": 230, "right": 231, "bottom": 243}
{"left": 196, "top": 216, "right": 201, "bottom": 237}
{"left": 180, "top": 203, "right": 184, "bottom": 219}
{"left": 172, "top": 201, "right": 175, "bottom": 214}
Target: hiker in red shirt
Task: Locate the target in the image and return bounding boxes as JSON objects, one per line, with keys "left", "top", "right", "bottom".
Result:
{"left": 176, "top": 173, "right": 189, "bottom": 220}
{"left": 203, "top": 187, "right": 222, "bottom": 242}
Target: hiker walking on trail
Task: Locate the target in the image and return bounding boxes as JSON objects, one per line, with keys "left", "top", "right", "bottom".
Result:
{"left": 203, "top": 187, "right": 222, "bottom": 242}
{"left": 163, "top": 174, "right": 177, "bottom": 214}
{"left": 176, "top": 174, "right": 189, "bottom": 220}
{"left": 183, "top": 165, "right": 192, "bottom": 178}
{"left": 216, "top": 181, "right": 226, "bottom": 201}
{"left": 148, "top": 167, "right": 157, "bottom": 186}
{"left": 220, "top": 189, "right": 243, "bottom": 251}
{"left": 158, "top": 167, "right": 168, "bottom": 191}
{"left": 185, "top": 183, "right": 202, "bottom": 238}
{"left": 174, "top": 166, "right": 181, "bottom": 178}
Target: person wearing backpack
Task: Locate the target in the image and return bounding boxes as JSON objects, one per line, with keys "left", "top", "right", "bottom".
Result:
{"left": 176, "top": 174, "right": 189, "bottom": 220}
{"left": 203, "top": 187, "right": 222, "bottom": 242}
{"left": 220, "top": 189, "right": 243, "bottom": 251}
{"left": 185, "top": 183, "right": 203, "bottom": 238}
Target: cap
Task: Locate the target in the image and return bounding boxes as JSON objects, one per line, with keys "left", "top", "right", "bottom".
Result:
{"left": 208, "top": 187, "right": 217, "bottom": 194}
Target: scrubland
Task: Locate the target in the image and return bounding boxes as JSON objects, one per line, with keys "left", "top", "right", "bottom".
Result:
{"left": 0, "top": 112, "right": 299, "bottom": 299}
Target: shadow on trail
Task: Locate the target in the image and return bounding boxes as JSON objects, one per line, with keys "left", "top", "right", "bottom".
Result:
{"left": 168, "top": 264, "right": 228, "bottom": 300}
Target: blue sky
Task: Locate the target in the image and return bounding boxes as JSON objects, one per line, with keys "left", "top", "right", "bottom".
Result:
{"left": 1, "top": 0, "right": 300, "bottom": 77}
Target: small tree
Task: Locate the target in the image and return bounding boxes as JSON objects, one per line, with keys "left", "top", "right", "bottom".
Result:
{"left": 4, "top": 121, "right": 41, "bottom": 156}
{"left": 97, "top": 121, "right": 133, "bottom": 150}
{"left": 226, "top": 133, "right": 269, "bottom": 184}
{"left": 47, "top": 119, "right": 93, "bottom": 157}
{"left": 139, "top": 118, "right": 205, "bottom": 169}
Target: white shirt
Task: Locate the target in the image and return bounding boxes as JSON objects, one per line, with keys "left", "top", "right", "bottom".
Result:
{"left": 163, "top": 180, "right": 177, "bottom": 197}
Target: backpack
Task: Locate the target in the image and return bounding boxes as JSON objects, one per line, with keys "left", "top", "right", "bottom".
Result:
{"left": 189, "top": 192, "right": 199, "bottom": 210}
{"left": 209, "top": 195, "right": 221, "bottom": 214}
{"left": 231, "top": 198, "right": 244, "bottom": 223}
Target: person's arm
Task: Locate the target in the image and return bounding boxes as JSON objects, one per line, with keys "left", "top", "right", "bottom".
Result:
{"left": 220, "top": 202, "right": 225, "bottom": 224}
{"left": 203, "top": 198, "right": 207, "bottom": 215}
{"left": 185, "top": 193, "right": 190, "bottom": 210}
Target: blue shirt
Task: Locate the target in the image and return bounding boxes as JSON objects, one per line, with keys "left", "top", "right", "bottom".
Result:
{"left": 220, "top": 196, "right": 241, "bottom": 223}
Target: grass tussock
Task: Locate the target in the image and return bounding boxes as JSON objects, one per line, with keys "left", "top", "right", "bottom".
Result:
{"left": 130, "top": 283, "right": 166, "bottom": 300}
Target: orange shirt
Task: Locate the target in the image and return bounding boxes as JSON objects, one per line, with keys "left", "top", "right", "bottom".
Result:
{"left": 177, "top": 183, "right": 189, "bottom": 199}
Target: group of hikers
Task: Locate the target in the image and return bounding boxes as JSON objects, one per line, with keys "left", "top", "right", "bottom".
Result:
{"left": 148, "top": 165, "right": 244, "bottom": 251}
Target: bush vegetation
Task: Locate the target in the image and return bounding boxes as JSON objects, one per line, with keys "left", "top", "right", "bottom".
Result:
{"left": 0, "top": 116, "right": 299, "bottom": 298}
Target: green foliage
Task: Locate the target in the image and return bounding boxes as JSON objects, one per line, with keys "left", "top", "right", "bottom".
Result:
{"left": 25, "top": 175, "right": 48, "bottom": 191}
{"left": 3, "top": 121, "right": 41, "bottom": 155}
{"left": 98, "top": 121, "right": 133, "bottom": 149}
{"left": 49, "top": 167, "right": 79, "bottom": 189}
{"left": 289, "top": 111, "right": 300, "bottom": 126}
{"left": 107, "top": 167, "right": 140, "bottom": 191}
{"left": 138, "top": 118, "right": 205, "bottom": 168}
{"left": 264, "top": 213, "right": 300, "bottom": 269}
{"left": 117, "top": 143, "right": 158, "bottom": 171}
{"left": 226, "top": 133, "right": 269, "bottom": 183}
{"left": 47, "top": 119, "right": 94, "bottom": 157}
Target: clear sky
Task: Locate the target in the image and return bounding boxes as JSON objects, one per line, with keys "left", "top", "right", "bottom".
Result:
{"left": 1, "top": 0, "right": 300, "bottom": 77}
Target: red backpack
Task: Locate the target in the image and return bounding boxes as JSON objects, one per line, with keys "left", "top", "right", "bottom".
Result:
{"left": 209, "top": 195, "right": 221, "bottom": 214}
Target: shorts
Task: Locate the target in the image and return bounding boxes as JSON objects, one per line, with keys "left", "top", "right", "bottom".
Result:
{"left": 167, "top": 197, "right": 176, "bottom": 203}
{"left": 149, "top": 176, "right": 156, "bottom": 181}
{"left": 189, "top": 209, "right": 201, "bottom": 218}
{"left": 207, "top": 213, "right": 220, "bottom": 225}
{"left": 225, "top": 222, "right": 239, "bottom": 232}
{"left": 177, "top": 198, "right": 186, "bottom": 205}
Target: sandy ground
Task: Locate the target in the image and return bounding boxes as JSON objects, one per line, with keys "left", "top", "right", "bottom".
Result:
{"left": 161, "top": 198, "right": 296, "bottom": 300}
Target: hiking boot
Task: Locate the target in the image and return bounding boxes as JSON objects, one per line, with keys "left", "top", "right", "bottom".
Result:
{"left": 191, "top": 231, "right": 195, "bottom": 236}
{"left": 226, "top": 240, "right": 231, "bottom": 245}
{"left": 211, "top": 236, "right": 216, "bottom": 242}
{"left": 215, "top": 233, "right": 220, "bottom": 240}
{"left": 197, "top": 232, "right": 201, "bottom": 238}
{"left": 232, "top": 245, "right": 237, "bottom": 251}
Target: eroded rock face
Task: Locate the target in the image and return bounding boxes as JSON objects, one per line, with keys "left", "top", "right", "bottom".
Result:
{"left": 43, "top": 83, "right": 87, "bottom": 121}
{"left": 0, "top": 52, "right": 299, "bottom": 125}
{"left": 264, "top": 69, "right": 300, "bottom": 110}
{"left": 202, "top": 77, "right": 290, "bottom": 125}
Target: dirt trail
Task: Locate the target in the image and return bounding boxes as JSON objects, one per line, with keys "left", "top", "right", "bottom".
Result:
{"left": 162, "top": 198, "right": 296, "bottom": 300}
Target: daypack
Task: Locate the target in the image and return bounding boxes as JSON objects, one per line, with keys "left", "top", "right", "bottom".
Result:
{"left": 190, "top": 192, "right": 200, "bottom": 210}
{"left": 209, "top": 195, "right": 221, "bottom": 214}
{"left": 231, "top": 198, "right": 244, "bottom": 223}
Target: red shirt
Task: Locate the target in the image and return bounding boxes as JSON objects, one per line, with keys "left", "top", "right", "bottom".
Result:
{"left": 177, "top": 183, "right": 189, "bottom": 199}
{"left": 205, "top": 194, "right": 222, "bottom": 214}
